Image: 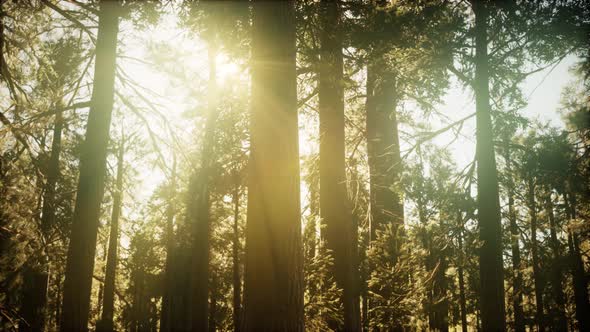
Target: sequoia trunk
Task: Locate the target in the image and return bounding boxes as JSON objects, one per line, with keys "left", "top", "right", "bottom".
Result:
{"left": 60, "top": 2, "right": 119, "bottom": 330}
{"left": 242, "top": 1, "right": 304, "bottom": 330}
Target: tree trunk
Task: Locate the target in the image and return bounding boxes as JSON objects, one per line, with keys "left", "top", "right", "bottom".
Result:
{"left": 60, "top": 2, "right": 119, "bottom": 331}
{"left": 431, "top": 219, "right": 449, "bottom": 332}
{"left": 527, "top": 177, "right": 545, "bottom": 332}
{"left": 504, "top": 140, "right": 525, "bottom": 332}
{"left": 209, "top": 275, "right": 217, "bottom": 332}
{"left": 189, "top": 40, "right": 218, "bottom": 332}
{"left": 19, "top": 107, "right": 63, "bottom": 332}
{"left": 457, "top": 217, "right": 468, "bottom": 332}
{"left": 565, "top": 193, "right": 590, "bottom": 331}
{"left": 232, "top": 179, "right": 242, "bottom": 332}
{"left": 545, "top": 194, "right": 568, "bottom": 332}
{"left": 242, "top": 1, "right": 303, "bottom": 330}
{"left": 365, "top": 58, "right": 404, "bottom": 332}
{"left": 472, "top": 1, "right": 506, "bottom": 330}
{"left": 160, "top": 157, "right": 176, "bottom": 332}
{"left": 365, "top": 63, "right": 403, "bottom": 243}
{"left": 97, "top": 139, "right": 124, "bottom": 332}
{"left": 319, "top": 0, "right": 360, "bottom": 330}
{"left": 19, "top": 266, "right": 49, "bottom": 332}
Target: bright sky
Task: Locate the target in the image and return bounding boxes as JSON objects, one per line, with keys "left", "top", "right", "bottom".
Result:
{"left": 114, "top": 9, "right": 581, "bottom": 230}
{"left": 434, "top": 55, "right": 579, "bottom": 168}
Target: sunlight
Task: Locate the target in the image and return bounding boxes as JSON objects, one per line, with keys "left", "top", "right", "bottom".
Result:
{"left": 1, "top": 1, "right": 587, "bottom": 331}
{"left": 217, "top": 55, "right": 241, "bottom": 82}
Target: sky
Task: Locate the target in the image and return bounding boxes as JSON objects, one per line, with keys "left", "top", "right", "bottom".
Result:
{"left": 434, "top": 55, "right": 580, "bottom": 168}
{"left": 115, "top": 9, "right": 582, "bottom": 216}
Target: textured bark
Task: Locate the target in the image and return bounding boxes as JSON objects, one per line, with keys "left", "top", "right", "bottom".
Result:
{"left": 160, "top": 158, "right": 176, "bottom": 332}
{"left": 504, "top": 141, "right": 525, "bottom": 332}
{"left": 365, "top": 59, "right": 404, "bottom": 331}
{"left": 242, "top": 1, "right": 303, "bottom": 330}
{"left": 318, "top": 0, "right": 360, "bottom": 330}
{"left": 60, "top": 2, "right": 119, "bottom": 331}
{"left": 526, "top": 177, "right": 545, "bottom": 331}
{"left": 365, "top": 64, "right": 403, "bottom": 243}
{"left": 472, "top": 1, "right": 506, "bottom": 330}
{"left": 97, "top": 140, "right": 124, "bottom": 332}
{"left": 545, "top": 195, "right": 568, "bottom": 332}
{"left": 565, "top": 194, "right": 590, "bottom": 331}
{"left": 41, "top": 109, "right": 63, "bottom": 234}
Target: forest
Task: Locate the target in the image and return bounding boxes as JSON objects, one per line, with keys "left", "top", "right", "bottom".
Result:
{"left": 0, "top": 0, "right": 589, "bottom": 331}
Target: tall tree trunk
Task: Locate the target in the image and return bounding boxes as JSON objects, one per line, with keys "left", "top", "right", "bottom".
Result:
{"left": 565, "top": 193, "right": 590, "bottom": 331}
{"left": 365, "top": 59, "right": 403, "bottom": 332}
{"left": 430, "top": 218, "right": 449, "bottom": 332}
{"left": 457, "top": 215, "right": 468, "bottom": 332}
{"left": 545, "top": 194, "right": 568, "bottom": 332}
{"left": 97, "top": 240, "right": 108, "bottom": 319}
{"left": 242, "top": 1, "right": 303, "bottom": 330}
{"left": 318, "top": 0, "right": 360, "bottom": 330}
{"left": 189, "top": 39, "right": 218, "bottom": 332}
{"left": 60, "top": 2, "right": 119, "bottom": 331}
{"left": 209, "top": 275, "right": 217, "bottom": 332}
{"left": 97, "top": 139, "right": 124, "bottom": 332}
{"left": 527, "top": 177, "right": 545, "bottom": 332}
{"left": 504, "top": 140, "right": 525, "bottom": 332}
{"left": 472, "top": 1, "right": 506, "bottom": 330}
{"left": 19, "top": 266, "right": 49, "bottom": 332}
{"left": 365, "top": 63, "right": 403, "bottom": 244}
{"left": 232, "top": 178, "right": 242, "bottom": 332}
{"left": 41, "top": 108, "right": 63, "bottom": 234}
{"left": 160, "top": 157, "right": 176, "bottom": 332}
{"left": 19, "top": 107, "right": 63, "bottom": 332}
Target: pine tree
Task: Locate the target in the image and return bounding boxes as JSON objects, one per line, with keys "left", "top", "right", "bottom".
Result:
{"left": 318, "top": 0, "right": 360, "bottom": 330}
{"left": 96, "top": 136, "right": 125, "bottom": 332}
{"left": 242, "top": 1, "right": 304, "bottom": 330}
{"left": 60, "top": 2, "right": 120, "bottom": 330}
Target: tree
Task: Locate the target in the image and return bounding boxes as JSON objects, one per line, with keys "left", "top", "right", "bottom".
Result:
{"left": 242, "top": 1, "right": 304, "bottom": 330}
{"left": 159, "top": 157, "right": 176, "bottom": 332}
{"left": 318, "top": 0, "right": 360, "bottom": 330}
{"left": 520, "top": 135, "right": 545, "bottom": 332}
{"left": 188, "top": 23, "right": 218, "bottom": 332}
{"left": 471, "top": 2, "right": 506, "bottom": 329}
{"left": 500, "top": 132, "right": 525, "bottom": 332}
{"left": 60, "top": 2, "right": 120, "bottom": 331}
{"left": 96, "top": 135, "right": 125, "bottom": 332}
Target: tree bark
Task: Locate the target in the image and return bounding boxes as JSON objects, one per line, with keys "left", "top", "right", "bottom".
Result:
{"left": 242, "top": 1, "right": 303, "bottom": 330}
{"left": 457, "top": 215, "right": 468, "bottom": 332}
{"left": 365, "top": 63, "right": 403, "bottom": 243}
{"left": 565, "top": 193, "right": 590, "bottom": 331}
{"left": 431, "top": 219, "right": 449, "bottom": 332}
{"left": 319, "top": 0, "right": 360, "bottom": 330}
{"left": 60, "top": 2, "right": 119, "bottom": 331}
{"left": 545, "top": 194, "right": 568, "bottom": 332}
{"left": 527, "top": 177, "right": 545, "bottom": 331}
{"left": 365, "top": 58, "right": 404, "bottom": 332}
{"left": 97, "top": 139, "right": 124, "bottom": 332}
{"left": 472, "top": 1, "right": 506, "bottom": 330}
{"left": 504, "top": 140, "right": 525, "bottom": 332}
